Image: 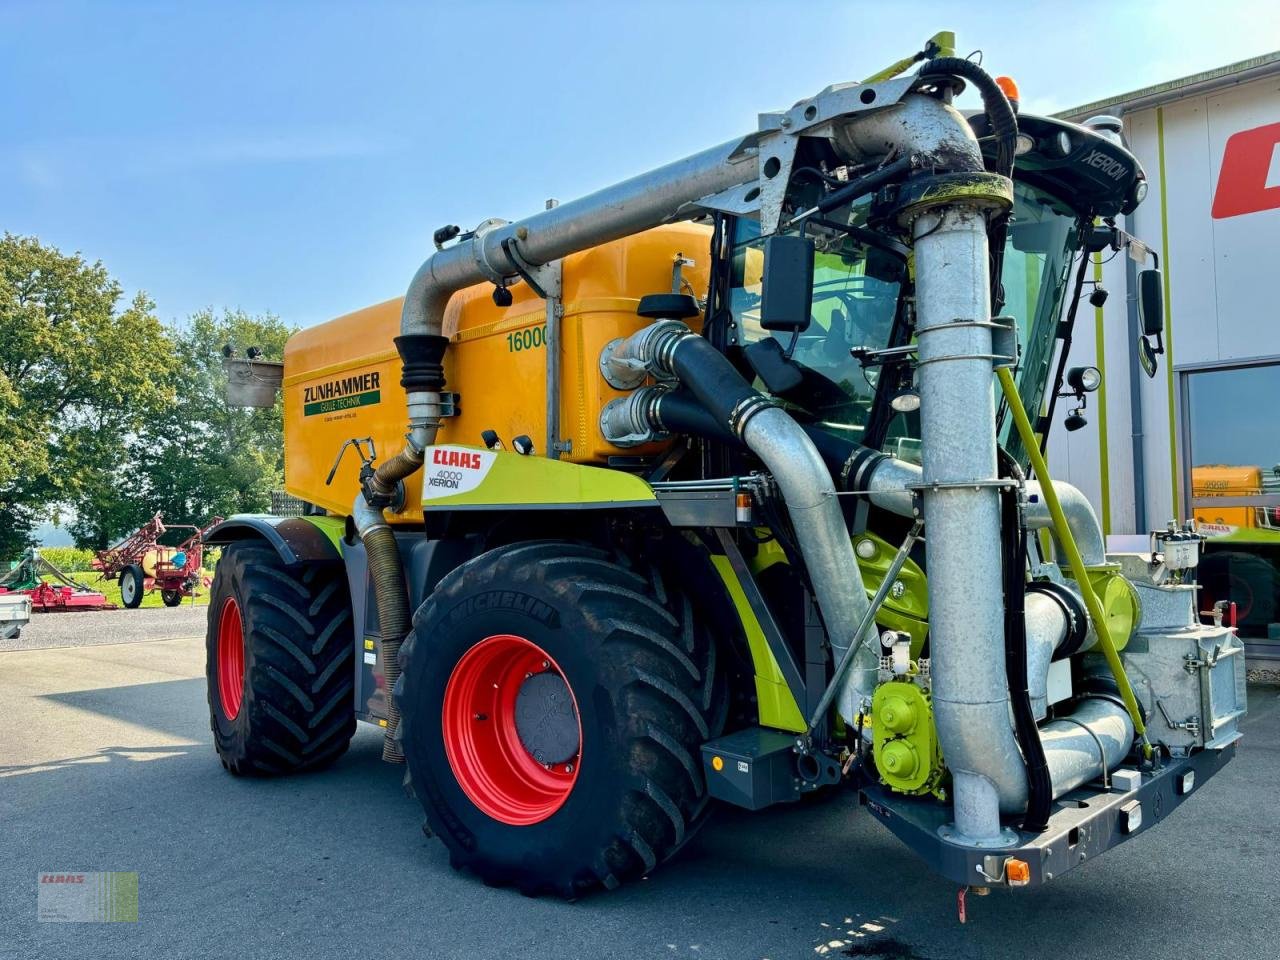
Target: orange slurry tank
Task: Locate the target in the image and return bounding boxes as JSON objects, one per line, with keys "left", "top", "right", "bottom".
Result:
{"left": 282, "top": 223, "right": 713, "bottom": 523}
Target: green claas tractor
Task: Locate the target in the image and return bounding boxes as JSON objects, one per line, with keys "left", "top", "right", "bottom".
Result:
{"left": 204, "top": 34, "right": 1246, "bottom": 900}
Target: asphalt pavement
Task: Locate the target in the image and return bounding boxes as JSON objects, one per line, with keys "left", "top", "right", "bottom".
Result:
{"left": 1, "top": 606, "right": 208, "bottom": 652}
{"left": 1, "top": 627, "right": 1276, "bottom": 960}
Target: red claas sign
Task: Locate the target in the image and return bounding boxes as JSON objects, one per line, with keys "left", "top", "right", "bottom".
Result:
{"left": 1212, "top": 121, "right": 1280, "bottom": 219}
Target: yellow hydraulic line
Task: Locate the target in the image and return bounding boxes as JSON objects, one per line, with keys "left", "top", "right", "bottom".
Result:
{"left": 996, "top": 367, "right": 1152, "bottom": 757}
{"left": 862, "top": 31, "right": 956, "bottom": 84}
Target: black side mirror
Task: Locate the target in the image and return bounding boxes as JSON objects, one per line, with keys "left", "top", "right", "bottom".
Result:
{"left": 1136, "top": 268, "right": 1165, "bottom": 378}
{"left": 1138, "top": 268, "right": 1164, "bottom": 337}
{"left": 760, "top": 235, "right": 814, "bottom": 332}
{"left": 1139, "top": 336, "right": 1159, "bottom": 378}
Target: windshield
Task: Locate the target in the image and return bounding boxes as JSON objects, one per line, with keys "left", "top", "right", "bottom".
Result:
{"left": 728, "top": 199, "right": 905, "bottom": 445}
{"left": 727, "top": 180, "right": 1079, "bottom": 461}
{"left": 997, "top": 183, "right": 1079, "bottom": 459}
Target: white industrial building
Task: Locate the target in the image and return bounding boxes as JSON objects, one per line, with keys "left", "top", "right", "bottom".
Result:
{"left": 1053, "top": 52, "right": 1280, "bottom": 661}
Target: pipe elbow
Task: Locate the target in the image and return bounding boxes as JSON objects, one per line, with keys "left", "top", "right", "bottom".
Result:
{"left": 401, "top": 256, "right": 455, "bottom": 338}
{"left": 832, "top": 93, "right": 983, "bottom": 173}
{"left": 1025, "top": 480, "right": 1107, "bottom": 567}
{"left": 351, "top": 494, "right": 387, "bottom": 537}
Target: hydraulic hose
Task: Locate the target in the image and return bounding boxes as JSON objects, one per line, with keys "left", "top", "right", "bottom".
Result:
{"left": 802, "top": 155, "right": 914, "bottom": 220}
{"left": 918, "top": 56, "right": 1017, "bottom": 311}
{"left": 918, "top": 57, "right": 1016, "bottom": 178}
{"left": 352, "top": 496, "right": 411, "bottom": 762}
{"left": 998, "top": 449, "right": 1052, "bottom": 833}
{"left": 997, "top": 366, "right": 1150, "bottom": 756}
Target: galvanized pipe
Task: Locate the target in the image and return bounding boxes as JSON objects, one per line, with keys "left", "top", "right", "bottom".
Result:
{"left": 1040, "top": 696, "right": 1135, "bottom": 795}
{"left": 910, "top": 199, "right": 1027, "bottom": 839}
{"left": 608, "top": 322, "right": 881, "bottom": 726}
{"left": 1024, "top": 480, "right": 1107, "bottom": 567}
{"left": 1025, "top": 590, "right": 1069, "bottom": 719}
{"left": 400, "top": 137, "right": 758, "bottom": 343}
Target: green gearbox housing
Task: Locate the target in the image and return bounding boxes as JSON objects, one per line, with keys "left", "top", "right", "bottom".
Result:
{"left": 872, "top": 680, "right": 946, "bottom": 799}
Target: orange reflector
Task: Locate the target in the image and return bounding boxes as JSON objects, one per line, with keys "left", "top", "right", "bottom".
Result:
{"left": 1005, "top": 858, "right": 1031, "bottom": 886}
{"left": 711, "top": 755, "right": 724, "bottom": 772}
{"left": 995, "top": 75, "right": 1020, "bottom": 106}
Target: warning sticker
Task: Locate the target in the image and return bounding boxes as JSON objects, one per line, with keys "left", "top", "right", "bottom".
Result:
{"left": 422, "top": 446, "right": 497, "bottom": 502}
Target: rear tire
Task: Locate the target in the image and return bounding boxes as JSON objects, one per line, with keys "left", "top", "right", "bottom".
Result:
{"left": 398, "top": 540, "right": 726, "bottom": 897}
{"left": 162, "top": 589, "right": 184, "bottom": 607}
{"left": 1200, "top": 550, "right": 1277, "bottom": 628}
{"left": 119, "top": 564, "right": 145, "bottom": 608}
{"left": 205, "top": 541, "right": 356, "bottom": 775}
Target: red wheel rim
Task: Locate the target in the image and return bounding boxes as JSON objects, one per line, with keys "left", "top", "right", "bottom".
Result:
{"left": 442, "top": 634, "right": 581, "bottom": 825}
{"left": 217, "top": 597, "right": 245, "bottom": 721}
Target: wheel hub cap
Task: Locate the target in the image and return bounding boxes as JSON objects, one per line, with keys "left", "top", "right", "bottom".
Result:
{"left": 514, "top": 672, "right": 580, "bottom": 765}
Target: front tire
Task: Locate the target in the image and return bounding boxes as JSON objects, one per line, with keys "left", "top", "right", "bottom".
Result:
{"left": 161, "top": 589, "right": 184, "bottom": 607}
{"left": 119, "top": 564, "right": 145, "bottom": 608}
{"left": 398, "top": 540, "right": 725, "bottom": 897}
{"left": 205, "top": 542, "right": 356, "bottom": 775}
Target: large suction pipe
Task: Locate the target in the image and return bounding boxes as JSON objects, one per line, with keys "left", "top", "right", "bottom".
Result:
{"left": 912, "top": 200, "right": 1032, "bottom": 839}
{"left": 606, "top": 327, "right": 882, "bottom": 723}
{"left": 1041, "top": 696, "right": 1134, "bottom": 795}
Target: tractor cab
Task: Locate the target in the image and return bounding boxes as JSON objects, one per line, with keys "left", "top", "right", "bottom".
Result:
{"left": 716, "top": 109, "right": 1162, "bottom": 469}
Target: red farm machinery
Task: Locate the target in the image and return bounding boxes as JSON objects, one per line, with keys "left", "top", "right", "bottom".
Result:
{"left": 0, "top": 547, "right": 111, "bottom": 620}
{"left": 94, "top": 513, "right": 222, "bottom": 609}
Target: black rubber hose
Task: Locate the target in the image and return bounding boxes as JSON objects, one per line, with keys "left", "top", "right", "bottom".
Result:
{"left": 653, "top": 390, "right": 738, "bottom": 445}
{"left": 918, "top": 57, "right": 1017, "bottom": 177}
{"left": 364, "top": 524, "right": 409, "bottom": 762}
{"left": 667, "top": 335, "right": 776, "bottom": 440}
{"left": 998, "top": 448, "right": 1052, "bottom": 832}
{"left": 792, "top": 422, "right": 889, "bottom": 495}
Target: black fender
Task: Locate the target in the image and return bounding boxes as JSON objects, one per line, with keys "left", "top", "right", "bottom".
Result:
{"left": 204, "top": 515, "right": 345, "bottom": 566}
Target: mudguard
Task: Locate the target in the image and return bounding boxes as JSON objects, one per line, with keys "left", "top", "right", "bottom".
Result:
{"left": 204, "top": 515, "right": 345, "bottom": 566}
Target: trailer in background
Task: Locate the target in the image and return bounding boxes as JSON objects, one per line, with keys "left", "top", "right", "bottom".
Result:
{"left": 93, "top": 513, "right": 222, "bottom": 609}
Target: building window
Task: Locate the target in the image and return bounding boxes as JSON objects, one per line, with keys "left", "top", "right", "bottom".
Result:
{"left": 1181, "top": 359, "right": 1280, "bottom": 648}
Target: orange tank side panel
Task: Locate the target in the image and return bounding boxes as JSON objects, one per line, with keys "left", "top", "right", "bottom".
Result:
{"left": 282, "top": 224, "right": 714, "bottom": 522}
{"left": 282, "top": 298, "right": 420, "bottom": 520}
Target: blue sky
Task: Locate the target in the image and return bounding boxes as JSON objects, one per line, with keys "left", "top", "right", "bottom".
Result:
{"left": 3, "top": 0, "right": 1277, "bottom": 331}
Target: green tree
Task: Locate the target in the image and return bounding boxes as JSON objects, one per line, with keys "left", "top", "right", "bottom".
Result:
{"left": 70, "top": 308, "right": 294, "bottom": 547}
{"left": 0, "top": 234, "right": 175, "bottom": 557}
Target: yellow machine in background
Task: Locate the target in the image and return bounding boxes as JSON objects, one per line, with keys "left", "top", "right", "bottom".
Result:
{"left": 1193, "top": 464, "right": 1280, "bottom": 531}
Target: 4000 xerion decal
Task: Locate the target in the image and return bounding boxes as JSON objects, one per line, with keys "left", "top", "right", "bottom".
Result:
{"left": 303, "top": 372, "right": 381, "bottom": 416}
{"left": 422, "top": 446, "right": 497, "bottom": 501}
